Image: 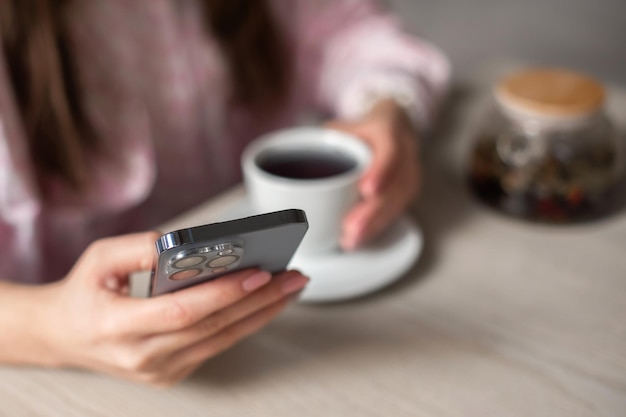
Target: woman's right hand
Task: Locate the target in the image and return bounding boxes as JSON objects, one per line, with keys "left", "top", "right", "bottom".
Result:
{"left": 36, "top": 232, "right": 308, "bottom": 387}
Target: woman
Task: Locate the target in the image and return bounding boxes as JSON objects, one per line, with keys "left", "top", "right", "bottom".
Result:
{"left": 0, "top": 0, "right": 449, "bottom": 385}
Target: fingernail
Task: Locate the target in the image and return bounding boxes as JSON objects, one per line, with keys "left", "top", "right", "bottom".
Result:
{"left": 362, "top": 180, "right": 377, "bottom": 197}
{"left": 242, "top": 271, "right": 272, "bottom": 292}
{"left": 341, "top": 234, "right": 358, "bottom": 251}
{"left": 342, "top": 224, "right": 364, "bottom": 251}
{"left": 281, "top": 274, "right": 309, "bottom": 295}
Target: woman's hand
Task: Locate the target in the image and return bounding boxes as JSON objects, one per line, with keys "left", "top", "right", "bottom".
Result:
{"left": 327, "top": 99, "right": 421, "bottom": 250}
{"left": 35, "top": 232, "right": 308, "bottom": 387}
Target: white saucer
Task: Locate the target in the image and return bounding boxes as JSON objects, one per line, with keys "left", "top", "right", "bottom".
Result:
{"left": 217, "top": 199, "right": 424, "bottom": 303}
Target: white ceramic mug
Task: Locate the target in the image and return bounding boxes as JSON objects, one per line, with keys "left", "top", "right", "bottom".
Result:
{"left": 241, "top": 127, "right": 372, "bottom": 254}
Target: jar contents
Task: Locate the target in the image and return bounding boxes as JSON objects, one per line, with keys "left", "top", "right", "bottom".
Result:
{"left": 468, "top": 68, "right": 624, "bottom": 223}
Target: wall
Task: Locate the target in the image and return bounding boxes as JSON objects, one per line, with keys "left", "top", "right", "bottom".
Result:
{"left": 390, "top": 0, "right": 626, "bottom": 85}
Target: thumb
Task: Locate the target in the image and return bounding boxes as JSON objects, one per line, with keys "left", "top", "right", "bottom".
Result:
{"left": 73, "top": 231, "right": 160, "bottom": 289}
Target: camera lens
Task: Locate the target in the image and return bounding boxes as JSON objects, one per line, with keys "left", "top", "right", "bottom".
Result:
{"left": 173, "top": 255, "right": 205, "bottom": 269}
{"left": 169, "top": 268, "right": 202, "bottom": 281}
{"left": 207, "top": 255, "right": 239, "bottom": 268}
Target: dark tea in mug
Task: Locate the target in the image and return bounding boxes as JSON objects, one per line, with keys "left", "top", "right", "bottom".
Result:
{"left": 256, "top": 149, "right": 357, "bottom": 180}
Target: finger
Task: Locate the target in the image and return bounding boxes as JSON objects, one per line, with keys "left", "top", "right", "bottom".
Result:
{"left": 161, "top": 297, "right": 290, "bottom": 374}
{"left": 326, "top": 121, "right": 399, "bottom": 197}
{"left": 140, "top": 271, "right": 308, "bottom": 359}
{"left": 364, "top": 129, "right": 418, "bottom": 196}
{"left": 342, "top": 158, "right": 419, "bottom": 249}
{"left": 107, "top": 268, "right": 274, "bottom": 336}
{"left": 75, "top": 232, "right": 160, "bottom": 287}
{"left": 358, "top": 130, "right": 400, "bottom": 198}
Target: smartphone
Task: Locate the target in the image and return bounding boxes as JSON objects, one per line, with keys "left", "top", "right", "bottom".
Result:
{"left": 150, "top": 209, "right": 308, "bottom": 297}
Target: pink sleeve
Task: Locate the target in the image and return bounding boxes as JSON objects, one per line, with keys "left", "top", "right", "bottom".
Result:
{"left": 290, "top": 0, "right": 450, "bottom": 131}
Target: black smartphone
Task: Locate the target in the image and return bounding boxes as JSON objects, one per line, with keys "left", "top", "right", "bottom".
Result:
{"left": 150, "top": 209, "right": 308, "bottom": 297}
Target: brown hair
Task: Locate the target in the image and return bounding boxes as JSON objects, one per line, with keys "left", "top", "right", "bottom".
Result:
{"left": 0, "top": 0, "right": 291, "bottom": 191}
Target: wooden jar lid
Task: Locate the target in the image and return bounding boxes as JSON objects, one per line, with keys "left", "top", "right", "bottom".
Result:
{"left": 496, "top": 68, "right": 605, "bottom": 118}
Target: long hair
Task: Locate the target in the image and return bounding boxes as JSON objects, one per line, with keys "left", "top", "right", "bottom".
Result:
{"left": 0, "top": 0, "right": 291, "bottom": 191}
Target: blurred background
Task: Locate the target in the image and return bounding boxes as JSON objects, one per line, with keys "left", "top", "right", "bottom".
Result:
{"left": 388, "top": 0, "right": 626, "bottom": 85}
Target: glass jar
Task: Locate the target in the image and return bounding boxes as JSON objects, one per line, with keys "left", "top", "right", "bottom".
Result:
{"left": 468, "top": 68, "right": 624, "bottom": 222}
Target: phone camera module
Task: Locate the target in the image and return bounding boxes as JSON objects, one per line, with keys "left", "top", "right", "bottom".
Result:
{"left": 167, "top": 242, "right": 243, "bottom": 281}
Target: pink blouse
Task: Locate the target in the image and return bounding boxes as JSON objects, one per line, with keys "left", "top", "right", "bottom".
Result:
{"left": 0, "top": 0, "right": 449, "bottom": 284}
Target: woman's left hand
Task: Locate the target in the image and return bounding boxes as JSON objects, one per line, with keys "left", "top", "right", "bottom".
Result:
{"left": 327, "top": 99, "right": 421, "bottom": 251}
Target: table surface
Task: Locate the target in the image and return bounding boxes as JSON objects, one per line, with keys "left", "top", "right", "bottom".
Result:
{"left": 1, "top": 64, "right": 625, "bottom": 417}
